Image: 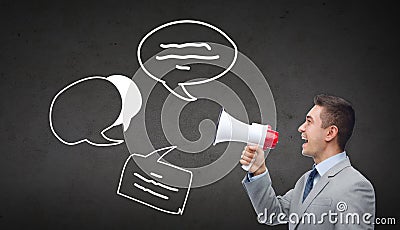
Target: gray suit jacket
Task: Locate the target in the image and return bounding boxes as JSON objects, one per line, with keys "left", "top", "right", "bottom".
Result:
{"left": 242, "top": 158, "right": 375, "bottom": 229}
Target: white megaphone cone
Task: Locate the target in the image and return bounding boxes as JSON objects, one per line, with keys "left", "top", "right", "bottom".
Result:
{"left": 213, "top": 108, "right": 279, "bottom": 171}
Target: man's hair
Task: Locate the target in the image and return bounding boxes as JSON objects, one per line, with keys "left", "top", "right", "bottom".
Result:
{"left": 313, "top": 94, "right": 355, "bottom": 150}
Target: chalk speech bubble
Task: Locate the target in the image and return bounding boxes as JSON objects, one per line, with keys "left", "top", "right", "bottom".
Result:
{"left": 49, "top": 75, "right": 142, "bottom": 147}
{"left": 117, "top": 146, "right": 192, "bottom": 215}
{"left": 137, "top": 19, "right": 238, "bottom": 102}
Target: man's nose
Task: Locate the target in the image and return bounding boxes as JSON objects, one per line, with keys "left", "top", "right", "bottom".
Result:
{"left": 298, "top": 122, "right": 305, "bottom": 133}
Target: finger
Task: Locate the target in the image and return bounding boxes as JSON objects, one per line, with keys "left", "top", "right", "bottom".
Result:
{"left": 245, "top": 145, "right": 256, "bottom": 152}
{"left": 241, "top": 154, "right": 254, "bottom": 163}
{"left": 243, "top": 150, "right": 256, "bottom": 158}
{"left": 240, "top": 159, "right": 250, "bottom": 166}
{"left": 246, "top": 146, "right": 258, "bottom": 153}
{"left": 247, "top": 145, "right": 258, "bottom": 151}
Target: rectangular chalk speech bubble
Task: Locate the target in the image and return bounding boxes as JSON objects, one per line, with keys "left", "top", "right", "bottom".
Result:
{"left": 117, "top": 146, "right": 192, "bottom": 215}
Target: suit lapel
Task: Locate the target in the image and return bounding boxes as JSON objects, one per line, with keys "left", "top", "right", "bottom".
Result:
{"left": 298, "top": 175, "right": 330, "bottom": 215}
{"left": 293, "top": 158, "right": 352, "bottom": 228}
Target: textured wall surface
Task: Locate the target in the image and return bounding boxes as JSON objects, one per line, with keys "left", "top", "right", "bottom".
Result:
{"left": 1, "top": 0, "right": 399, "bottom": 229}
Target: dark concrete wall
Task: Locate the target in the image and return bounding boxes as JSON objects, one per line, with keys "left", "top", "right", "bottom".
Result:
{"left": 1, "top": 0, "right": 398, "bottom": 229}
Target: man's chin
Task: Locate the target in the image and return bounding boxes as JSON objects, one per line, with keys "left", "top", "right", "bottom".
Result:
{"left": 301, "top": 149, "right": 313, "bottom": 158}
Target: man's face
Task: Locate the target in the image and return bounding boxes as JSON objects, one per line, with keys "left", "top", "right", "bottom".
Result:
{"left": 298, "top": 105, "right": 327, "bottom": 157}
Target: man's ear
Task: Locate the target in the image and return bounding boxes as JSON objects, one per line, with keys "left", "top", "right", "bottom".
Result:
{"left": 325, "top": 125, "right": 339, "bottom": 142}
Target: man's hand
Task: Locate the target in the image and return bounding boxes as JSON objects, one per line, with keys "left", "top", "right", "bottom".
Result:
{"left": 240, "top": 145, "right": 266, "bottom": 175}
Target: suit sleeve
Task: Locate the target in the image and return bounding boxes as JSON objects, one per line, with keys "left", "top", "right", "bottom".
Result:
{"left": 334, "top": 179, "right": 376, "bottom": 230}
{"left": 242, "top": 171, "right": 293, "bottom": 225}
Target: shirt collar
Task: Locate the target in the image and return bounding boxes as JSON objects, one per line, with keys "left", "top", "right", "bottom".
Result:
{"left": 314, "top": 151, "right": 347, "bottom": 177}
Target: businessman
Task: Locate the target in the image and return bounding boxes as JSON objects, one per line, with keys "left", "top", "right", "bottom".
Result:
{"left": 241, "top": 94, "right": 375, "bottom": 229}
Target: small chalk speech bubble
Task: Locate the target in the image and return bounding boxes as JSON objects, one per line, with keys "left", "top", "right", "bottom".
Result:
{"left": 49, "top": 75, "right": 142, "bottom": 147}
{"left": 117, "top": 146, "right": 192, "bottom": 215}
{"left": 137, "top": 19, "right": 238, "bottom": 102}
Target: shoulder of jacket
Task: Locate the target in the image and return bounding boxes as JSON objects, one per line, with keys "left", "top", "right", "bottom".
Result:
{"left": 336, "top": 166, "right": 374, "bottom": 190}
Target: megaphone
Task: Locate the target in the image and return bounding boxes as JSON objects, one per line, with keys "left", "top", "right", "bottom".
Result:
{"left": 213, "top": 108, "right": 279, "bottom": 171}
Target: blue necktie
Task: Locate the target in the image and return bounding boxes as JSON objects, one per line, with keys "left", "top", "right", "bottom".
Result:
{"left": 303, "top": 166, "right": 318, "bottom": 202}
